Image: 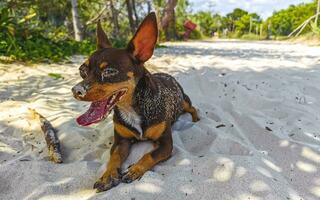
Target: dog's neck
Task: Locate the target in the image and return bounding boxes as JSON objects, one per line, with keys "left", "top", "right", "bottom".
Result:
{"left": 114, "top": 69, "right": 156, "bottom": 129}
{"left": 116, "top": 69, "right": 156, "bottom": 113}
{"left": 116, "top": 68, "right": 155, "bottom": 109}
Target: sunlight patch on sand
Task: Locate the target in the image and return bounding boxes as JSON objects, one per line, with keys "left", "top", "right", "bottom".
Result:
{"left": 249, "top": 180, "right": 271, "bottom": 192}
{"left": 213, "top": 157, "right": 234, "bottom": 182}
{"left": 135, "top": 183, "right": 162, "bottom": 193}
{"left": 296, "top": 161, "right": 317, "bottom": 173}
{"left": 302, "top": 147, "right": 320, "bottom": 164}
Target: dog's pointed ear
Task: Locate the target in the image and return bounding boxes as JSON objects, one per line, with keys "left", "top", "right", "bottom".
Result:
{"left": 96, "top": 20, "right": 112, "bottom": 49}
{"left": 127, "top": 12, "right": 158, "bottom": 63}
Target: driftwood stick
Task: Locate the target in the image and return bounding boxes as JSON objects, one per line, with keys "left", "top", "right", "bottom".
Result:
{"left": 29, "top": 108, "right": 63, "bottom": 163}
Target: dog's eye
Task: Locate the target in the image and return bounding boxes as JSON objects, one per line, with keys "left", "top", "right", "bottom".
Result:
{"left": 79, "top": 65, "right": 88, "bottom": 78}
{"left": 101, "top": 68, "right": 118, "bottom": 79}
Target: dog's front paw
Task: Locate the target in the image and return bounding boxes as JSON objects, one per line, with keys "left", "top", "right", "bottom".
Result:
{"left": 93, "top": 169, "right": 120, "bottom": 192}
{"left": 193, "top": 116, "right": 200, "bottom": 122}
{"left": 121, "top": 164, "right": 146, "bottom": 183}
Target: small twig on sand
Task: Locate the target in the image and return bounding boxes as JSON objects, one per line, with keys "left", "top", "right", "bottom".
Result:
{"left": 29, "top": 108, "right": 63, "bottom": 163}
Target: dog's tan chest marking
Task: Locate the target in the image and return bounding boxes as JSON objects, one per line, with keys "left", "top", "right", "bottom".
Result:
{"left": 144, "top": 122, "right": 166, "bottom": 141}
{"left": 116, "top": 107, "right": 166, "bottom": 140}
{"left": 114, "top": 123, "right": 137, "bottom": 139}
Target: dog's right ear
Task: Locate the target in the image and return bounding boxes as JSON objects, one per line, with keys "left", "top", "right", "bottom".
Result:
{"left": 96, "top": 20, "right": 112, "bottom": 49}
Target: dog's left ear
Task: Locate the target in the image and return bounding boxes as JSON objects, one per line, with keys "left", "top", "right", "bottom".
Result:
{"left": 127, "top": 12, "right": 158, "bottom": 63}
{"left": 96, "top": 20, "right": 112, "bottom": 49}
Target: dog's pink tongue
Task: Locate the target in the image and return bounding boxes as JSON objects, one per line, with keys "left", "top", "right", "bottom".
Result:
{"left": 76, "top": 101, "right": 108, "bottom": 126}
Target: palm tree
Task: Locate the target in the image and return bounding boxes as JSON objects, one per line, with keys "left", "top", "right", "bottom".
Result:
{"left": 161, "top": 0, "right": 178, "bottom": 40}
{"left": 70, "top": 0, "right": 83, "bottom": 41}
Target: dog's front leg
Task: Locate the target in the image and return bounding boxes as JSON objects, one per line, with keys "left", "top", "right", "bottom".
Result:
{"left": 94, "top": 134, "right": 131, "bottom": 192}
{"left": 121, "top": 124, "right": 173, "bottom": 183}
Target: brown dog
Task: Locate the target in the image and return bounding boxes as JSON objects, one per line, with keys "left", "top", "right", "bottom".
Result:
{"left": 72, "top": 12, "right": 199, "bottom": 192}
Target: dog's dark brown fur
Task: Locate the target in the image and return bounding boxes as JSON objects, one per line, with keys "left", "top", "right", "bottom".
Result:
{"left": 72, "top": 12, "right": 199, "bottom": 192}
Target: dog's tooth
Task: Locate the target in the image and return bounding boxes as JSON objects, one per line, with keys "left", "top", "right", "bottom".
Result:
{"left": 111, "top": 94, "right": 116, "bottom": 102}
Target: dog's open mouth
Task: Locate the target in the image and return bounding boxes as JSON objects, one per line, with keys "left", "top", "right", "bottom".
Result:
{"left": 76, "top": 89, "right": 127, "bottom": 126}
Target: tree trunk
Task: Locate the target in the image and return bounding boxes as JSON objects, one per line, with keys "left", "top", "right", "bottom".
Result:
{"left": 109, "top": 0, "right": 120, "bottom": 37}
{"left": 126, "top": 0, "right": 136, "bottom": 34}
{"left": 161, "top": 0, "right": 178, "bottom": 41}
{"left": 147, "top": 0, "right": 152, "bottom": 13}
{"left": 71, "top": 0, "right": 83, "bottom": 41}
{"left": 132, "top": 0, "right": 139, "bottom": 26}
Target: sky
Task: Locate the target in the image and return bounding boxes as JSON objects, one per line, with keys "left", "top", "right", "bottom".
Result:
{"left": 189, "top": 0, "right": 315, "bottom": 19}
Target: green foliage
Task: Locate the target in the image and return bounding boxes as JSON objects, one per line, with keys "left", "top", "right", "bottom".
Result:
{"left": 156, "top": 44, "right": 168, "bottom": 48}
{"left": 234, "top": 13, "right": 261, "bottom": 34}
{"left": 175, "top": 0, "right": 190, "bottom": 39}
{"left": 0, "top": 0, "right": 132, "bottom": 63}
{"left": 223, "top": 8, "right": 263, "bottom": 36}
{"left": 48, "top": 73, "right": 63, "bottom": 79}
{"left": 185, "top": 1, "right": 318, "bottom": 40}
{"left": 226, "top": 8, "right": 248, "bottom": 21}
{"left": 311, "top": 22, "right": 320, "bottom": 35}
{"left": 0, "top": 1, "right": 96, "bottom": 62}
{"left": 267, "top": 1, "right": 317, "bottom": 36}
{"left": 227, "top": 31, "right": 242, "bottom": 38}
{"left": 187, "top": 1, "right": 319, "bottom": 40}
{"left": 241, "top": 33, "right": 265, "bottom": 40}
{"left": 189, "top": 28, "right": 204, "bottom": 40}
{"left": 294, "top": 31, "right": 320, "bottom": 44}
{"left": 190, "top": 12, "right": 222, "bottom": 37}
{"left": 235, "top": 14, "right": 251, "bottom": 34}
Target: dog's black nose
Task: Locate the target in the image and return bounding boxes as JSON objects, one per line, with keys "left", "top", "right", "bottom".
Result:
{"left": 72, "top": 84, "right": 87, "bottom": 98}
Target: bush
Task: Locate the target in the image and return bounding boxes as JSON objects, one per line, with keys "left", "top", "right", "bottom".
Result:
{"left": 227, "top": 31, "right": 242, "bottom": 38}
{"left": 189, "top": 29, "right": 204, "bottom": 40}
{"left": 0, "top": 34, "right": 96, "bottom": 63}
{"left": 111, "top": 37, "right": 129, "bottom": 49}
{"left": 0, "top": 5, "right": 132, "bottom": 63}
{"left": 0, "top": 7, "right": 97, "bottom": 63}
{"left": 294, "top": 32, "right": 320, "bottom": 44}
{"left": 272, "top": 35, "right": 289, "bottom": 40}
{"left": 241, "top": 33, "right": 267, "bottom": 40}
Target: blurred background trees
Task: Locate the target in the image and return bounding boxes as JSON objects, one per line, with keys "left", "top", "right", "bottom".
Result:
{"left": 0, "top": 0, "right": 319, "bottom": 62}
{"left": 267, "top": 2, "right": 318, "bottom": 36}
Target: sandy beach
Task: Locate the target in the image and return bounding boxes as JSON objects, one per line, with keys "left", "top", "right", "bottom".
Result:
{"left": 1, "top": 40, "right": 320, "bottom": 200}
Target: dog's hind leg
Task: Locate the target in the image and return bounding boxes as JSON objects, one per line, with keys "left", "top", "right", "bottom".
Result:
{"left": 182, "top": 94, "right": 200, "bottom": 122}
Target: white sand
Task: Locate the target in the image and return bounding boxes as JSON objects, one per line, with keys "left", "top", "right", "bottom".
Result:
{"left": 1, "top": 40, "right": 320, "bottom": 200}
